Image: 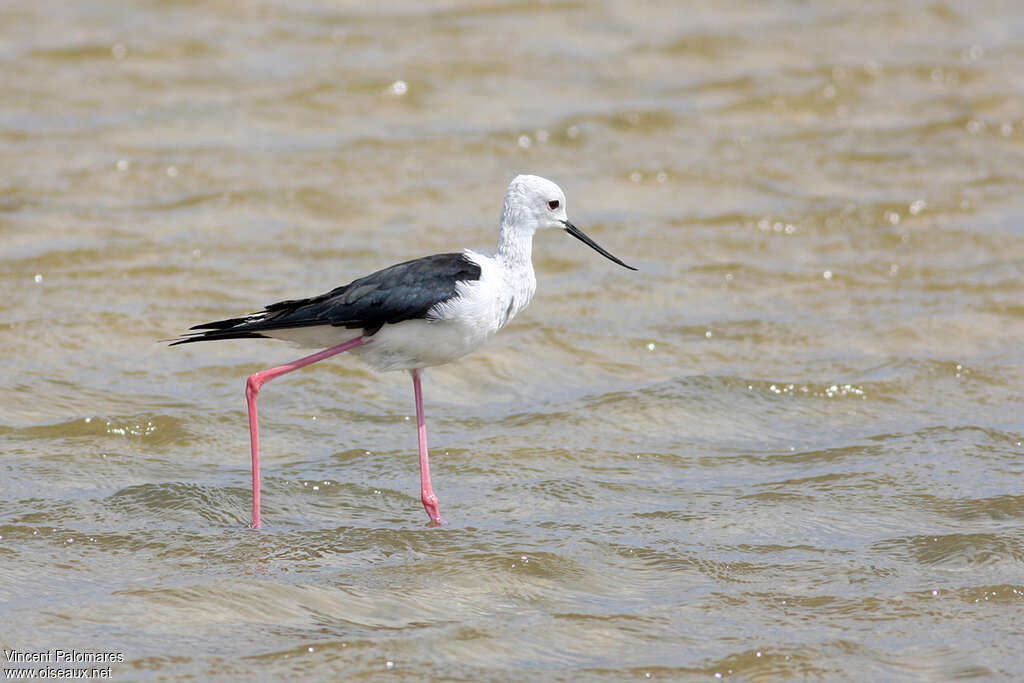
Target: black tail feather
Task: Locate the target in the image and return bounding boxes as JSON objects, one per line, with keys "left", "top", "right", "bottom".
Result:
{"left": 168, "top": 330, "right": 268, "bottom": 346}
{"left": 188, "top": 315, "right": 257, "bottom": 331}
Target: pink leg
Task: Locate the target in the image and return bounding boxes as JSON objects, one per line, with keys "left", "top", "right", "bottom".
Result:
{"left": 245, "top": 336, "right": 366, "bottom": 528}
{"left": 411, "top": 369, "right": 443, "bottom": 525}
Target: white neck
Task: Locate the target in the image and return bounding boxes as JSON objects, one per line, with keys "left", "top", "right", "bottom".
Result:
{"left": 496, "top": 225, "right": 535, "bottom": 269}
{"left": 493, "top": 223, "right": 538, "bottom": 325}
{"left": 490, "top": 207, "right": 539, "bottom": 324}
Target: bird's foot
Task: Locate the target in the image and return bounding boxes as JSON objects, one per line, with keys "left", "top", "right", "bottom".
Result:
{"left": 422, "top": 494, "right": 444, "bottom": 526}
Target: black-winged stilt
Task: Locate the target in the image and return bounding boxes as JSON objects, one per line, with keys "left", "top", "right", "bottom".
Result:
{"left": 172, "top": 175, "right": 635, "bottom": 528}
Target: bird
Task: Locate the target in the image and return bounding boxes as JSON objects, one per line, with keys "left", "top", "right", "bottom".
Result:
{"left": 171, "top": 174, "right": 636, "bottom": 528}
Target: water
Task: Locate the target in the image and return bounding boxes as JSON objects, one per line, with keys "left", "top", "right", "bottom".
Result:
{"left": 3, "top": 0, "right": 1024, "bottom": 679}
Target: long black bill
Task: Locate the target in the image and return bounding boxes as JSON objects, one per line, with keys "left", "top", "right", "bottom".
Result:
{"left": 563, "top": 221, "right": 637, "bottom": 271}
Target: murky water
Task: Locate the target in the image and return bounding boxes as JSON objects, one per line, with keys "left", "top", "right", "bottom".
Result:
{"left": 3, "top": 0, "right": 1024, "bottom": 679}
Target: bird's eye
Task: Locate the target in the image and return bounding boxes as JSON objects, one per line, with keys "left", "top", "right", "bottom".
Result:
{"left": 548, "top": 200, "right": 560, "bottom": 210}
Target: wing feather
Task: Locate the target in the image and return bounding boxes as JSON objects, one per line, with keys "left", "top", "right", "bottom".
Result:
{"left": 170, "top": 252, "right": 481, "bottom": 346}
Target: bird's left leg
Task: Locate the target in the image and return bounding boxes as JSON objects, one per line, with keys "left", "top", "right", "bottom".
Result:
{"left": 411, "top": 369, "right": 444, "bottom": 525}
{"left": 245, "top": 336, "right": 366, "bottom": 528}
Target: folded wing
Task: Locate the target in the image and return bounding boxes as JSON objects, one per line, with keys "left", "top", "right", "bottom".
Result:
{"left": 170, "top": 252, "right": 481, "bottom": 345}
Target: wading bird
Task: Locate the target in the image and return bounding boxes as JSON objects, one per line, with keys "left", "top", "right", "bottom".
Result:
{"left": 172, "top": 175, "right": 635, "bottom": 528}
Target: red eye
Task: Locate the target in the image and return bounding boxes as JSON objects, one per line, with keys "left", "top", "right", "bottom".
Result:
{"left": 548, "top": 200, "right": 560, "bottom": 210}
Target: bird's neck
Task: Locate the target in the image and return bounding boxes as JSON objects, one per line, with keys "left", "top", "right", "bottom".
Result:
{"left": 496, "top": 226, "right": 535, "bottom": 271}
{"left": 495, "top": 225, "right": 538, "bottom": 324}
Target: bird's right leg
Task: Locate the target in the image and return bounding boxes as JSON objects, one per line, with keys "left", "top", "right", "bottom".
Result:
{"left": 411, "top": 369, "right": 444, "bottom": 526}
{"left": 245, "top": 336, "right": 366, "bottom": 528}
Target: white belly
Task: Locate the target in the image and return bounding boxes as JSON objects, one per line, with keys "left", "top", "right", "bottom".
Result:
{"left": 355, "top": 318, "right": 490, "bottom": 371}
{"left": 263, "top": 317, "right": 492, "bottom": 373}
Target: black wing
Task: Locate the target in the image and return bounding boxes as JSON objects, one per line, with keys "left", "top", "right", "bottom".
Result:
{"left": 170, "top": 252, "right": 481, "bottom": 345}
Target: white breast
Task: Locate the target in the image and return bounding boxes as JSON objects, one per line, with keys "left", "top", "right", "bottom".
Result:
{"left": 432, "top": 250, "right": 535, "bottom": 332}
{"left": 352, "top": 250, "right": 535, "bottom": 372}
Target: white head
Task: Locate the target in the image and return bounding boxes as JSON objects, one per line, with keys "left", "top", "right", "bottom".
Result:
{"left": 501, "top": 174, "right": 569, "bottom": 234}
{"left": 499, "top": 174, "right": 636, "bottom": 270}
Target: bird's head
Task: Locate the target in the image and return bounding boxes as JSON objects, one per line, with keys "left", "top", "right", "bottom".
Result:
{"left": 502, "top": 174, "right": 568, "bottom": 233}
{"left": 501, "top": 174, "right": 636, "bottom": 270}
